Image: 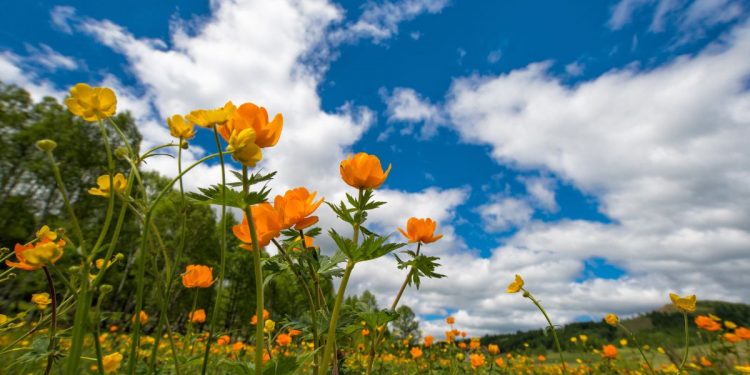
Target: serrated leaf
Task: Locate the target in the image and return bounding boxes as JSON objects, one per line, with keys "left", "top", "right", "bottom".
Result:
{"left": 186, "top": 184, "right": 247, "bottom": 209}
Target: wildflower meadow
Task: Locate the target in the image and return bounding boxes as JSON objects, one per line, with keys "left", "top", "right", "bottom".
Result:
{"left": 0, "top": 81, "right": 748, "bottom": 375}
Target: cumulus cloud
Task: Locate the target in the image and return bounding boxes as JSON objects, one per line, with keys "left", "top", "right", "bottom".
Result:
{"left": 477, "top": 197, "right": 534, "bottom": 232}
{"left": 439, "top": 21, "right": 750, "bottom": 334}
{"left": 381, "top": 87, "right": 445, "bottom": 140}
{"left": 0, "top": 51, "right": 65, "bottom": 100}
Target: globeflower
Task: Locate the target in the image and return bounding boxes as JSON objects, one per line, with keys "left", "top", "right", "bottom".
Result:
{"left": 339, "top": 152, "right": 391, "bottom": 189}
{"left": 182, "top": 265, "right": 214, "bottom": 288}
{"left": 251, "top": 309, "right": 270, "bottom": 325}
{"left": 190, "top": 309, "right": 206, "bottom": 324}
{"left": 88, "top": 173, "right": 128, "bottom": 197}
{"left": 167, "top": 114, "right": 196, "bottom": 139}
{"left": 219, "top": 102, "right": 283, "bottom": 148}
{"left": 398, "top": 217, "right": 443, "bottom": 244}
{"left": 185, "top": 101, "right": 236, "bottom": 128}
{"left": 488, "top": 344, "right": 500, "bottom": 355}
{"left": 604, "top": 313, "right": 619, "bottom": 326}
{"left": 446, "top": 316, "right": 455, "bottom": 325}
{"left": 736, "top": 327, "right": 750, "bottom": 340}
{"left": 217, "top": 335, "right": 231, "bottom": 345}
{"left": 424, "top": 335, "right": 434, "bottom": 347}
{"left": 31, "top": 293, "right": 52, "bottom": 310}
{"left": 506, "top": 274, "right": 524, "bottom": 293}
{"left": 226, "top": 128, "right": 263, "bottom": 167}
{"left": 6, "top": 239, "right": 65, "bottom": 271}
{"left": 470, "top": 353, "right": 486, "bottom": 369}
{"left": 101, "top": 352, "right": 123, "bottom": 373}
{"left": 35, "top": 225, "right": 57, "bottom": 241}
{"left": 669, "top": 293, "right": 696, "bottom": 312}
{"left": 276, "top": 333, "right": 292, "bottom": 346}
{"left": 64, "top": 83, "right": 117, "bottom": 121}
{"left": 602, "top": 344, "right": 618, "bottom": 359}
{"left": 274, "top": 187, "right": 324, "bottom": 230}
{"left": 233, "top": 203, "right": 282, "bottom": 248}
{"left": 132, "top": 310, "right": 148, "bottom": 324}
{"left": 410, "top": 347, "right": 423, "bottom": 359}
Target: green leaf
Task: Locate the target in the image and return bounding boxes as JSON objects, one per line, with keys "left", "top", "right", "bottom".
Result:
{"left": 329, "top": 229, "right": 356, "bottom": 259}
{"left": 349, "top": 234, "right": 405, "bottom": 263}
{"left": 186, "top": 184, "right": 247, "bottom": 209}
{"left": 317, "top": 251, "right": 347, "bottom": 278}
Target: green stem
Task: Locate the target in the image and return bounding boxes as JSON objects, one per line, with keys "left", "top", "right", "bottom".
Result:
{"left": 318, "top": 260, "right": 356, "bottom": 375}
{"left": 523, "top": 289, "right": 567, "bottom": 374}
{"left": 42, "top": 267, "right": 57, "bottom": 375}
{"left": 679, "top": 312, "right": 689, "bottom": 370}
{"left": 618, "top": 324, "right": 655, "bottom": 375}
{"left": 184, "top": 288, "right": 199, "bottom": 354}
{"left": 241, "top": 173, "right": 266, "bottom": 373}
{"left": 44, "top": 150, "right": 84, "bottom": 248}
{"left": 201, "top": 127, "right": 228, "bottom": 375}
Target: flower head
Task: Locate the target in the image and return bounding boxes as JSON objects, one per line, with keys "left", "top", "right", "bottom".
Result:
{"left": 735, "top": 327, "right": 750, "bottom": 340}
{"left": 602, "top": 344, "right": 618, "bottom": 359}
{"left": 102, "top": 352, "right": 123, "bottom": 373}
{"left": 35, "top": 225, "right": 57, "bottom": 241}
{"left": 132, "top": 310, "right": 149, "bottom": 324}
{"left": 190, "top": 309, "right": 206, "bottom": 324}
{"left": 669, "top": 293, "right": 697, "bottom": 312}
{"left": 604, "top": 313, "right": 619, "bottom": 326}
{"left": 424, "top": 335, "right": 434, "bottom": 347}
{"left": 398, "top": 217, "right": 443, "bottom": 244}
{"left": 488, "top": 344, "right": 500, "bottom": 355}
{"left": 506, "top": 274, "right": 524, "bottom": 293}
{"left": 219, "top": 102, "right": 283, "bottom": 148}
{"left": 217, "top": 335, "right": 231, "bottom": 345}
{"left": 274, "top": 187, "right": 324, "bottom": 230}
{"left": 233, "top": 203, "right": 283, "bottom": 248}
{"left": 264, "top": 319, "right": 276, "bottom": 333}
{"left": 446, "top": 316, "right": 455, "bottom": 325}
{"left": 251, "top": 309, "right": 270, "bottom": 325}
{"left": 182, "top": 265, "right": 214, "bottom": 288}
{"left": 89, "top": 173, "right": 128, "bottom": 197}
{"left": 185, "top": 101, "right": 236, "bottom": 128}
{"left": 410, "top": 346, "right": 423, "bottom": 359}
{"left": 226, "top": 128, "right": 263, "bottom": 167}
{"left": 276, "top": 333, "right": 292, "bottom": 346}
{"left": 65, "top": 83, "right": 117, "bottom": 121}
{"left": 6, "top": 239, "right": 65, "bottom": 271}
{"left": 31, "top": 293, "right": 52, "bottom": 310}
{"left": 167, "top": 114, "right": 196, "bottom": 139}
{"left": 694, "top": 315, "right": 721, "bottom": 331}
{"left": 470, "top": 354, "right": 486, "bottom": 369}
{"left": 339, "top": 152, "right": 391, "bottom": 189}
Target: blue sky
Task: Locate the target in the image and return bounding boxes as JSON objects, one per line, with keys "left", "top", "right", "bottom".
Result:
{"left": 3, "top": 0, "right": 749, "bottom": 335}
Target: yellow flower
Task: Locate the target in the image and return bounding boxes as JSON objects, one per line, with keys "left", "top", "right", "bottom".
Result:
{"left": 64, "top": 83, "right": 117, "bottom": 121}
{"left": 185, "top": 101, "right": 236, "bottom": 128}
{"left": 263, "top": 319, "right": 276, "bottom": 333}
{"left": 725, "top": 320, "right": 737, "bottom": 329}
{"left": 488, "top": 344, "right": 500, "bottom": 355}
{"left": 570, "top": 337, "right": 578, "bottom": 343}
{"left": 470, "top": 353, "right": 486, "bottom": 369}
{"left": 0, "top": 314, "right": 8, "bottom": 325}
{"left": 35, "top": 225, "right": 57, "bottom": 241}
{"left": 604, "top": 313, "right": 619, "bottom": 326}
{"left": 31, "top": 293, "right": 52, "bottom": 310}
{"left": 219, "top": 102, "right": 283, "bottom": 148}
{"left": 226, "top": 128, "right": 263, "bottom": 167}
{"left": 619, "top": 338, "right": 628, "bottom": 346}
{"left": 669, "top": 293, "right": 697, "bottom": 312}
{"left": 102, "top": 352, "right": 123, "bottom": 373}
{"left": 89, "top": 173, "right": 128, "bottom": 197}
{"left": 7, "top": 240, "right": 66, "bottom": 270}
{"left": 506, "top": 274, "right": 524, "bottom": 293}
{"left": 736, "top": 365, "right": 750, "bottom": 373}
{"left": 167, "top": 114, "right": 196, "bottom": 139}
{"left": 579, "top": 334, "right": 588, "bottom": 343}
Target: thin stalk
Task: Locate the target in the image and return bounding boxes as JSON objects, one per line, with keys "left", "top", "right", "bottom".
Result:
{"left": 42, "top": 267, "right": 57, "bottom": 375}
{"left": 618, "top": 324, "right": 655, "bottom": 375}
{"left": 201, "top": 127, "right": 228, "bottom": 375}
{"left": 239, "top": 165, "right": 267, "bottom": 373}
{"left": 44, "top": 150, "right": 84, "bottom": 247}
{"left": 92, "top": 331, "right": 105, "bottom": 375}
{"left": 184, "top": 288, "right": 199, "bottom": 354}
{"left": 318, "top": 260, "right": 355, "bottom": 375}
{"left": 678, "top": 312, "right": 689, "bottom": 370}
{"left": 522, "top": 288, "right": 567, "bottom": 374}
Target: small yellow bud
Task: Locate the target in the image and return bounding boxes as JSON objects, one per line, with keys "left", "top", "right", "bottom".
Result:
{"left": 114, "top": 146, "right": 129, "bottom": 159}
{"left": 36, "top": 139, "right": 57, "bottom": 152}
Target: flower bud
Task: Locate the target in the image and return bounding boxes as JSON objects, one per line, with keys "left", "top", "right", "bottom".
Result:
{"left": 180, "top": 139, "right": 189, "bottom": 149}
{"left": 0, "top": 247, "right": 8, "bottom": 255}
{"left": 114, "top": 146, "right": 129, "bottom": 159}
{"left": 100, "top": 284, "right": 114, "bottom": 295}
{"left": 36, "top": 139, "right": 57, "bottom": 152}
{"left": 115, "top": 253, "right": 125, "bottom": 261}
{"left": 522, "top": 291, "right": 530, "bottom": 298}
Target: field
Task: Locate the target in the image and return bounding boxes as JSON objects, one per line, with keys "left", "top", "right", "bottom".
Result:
{"left": 1, "top": 82, "right": 750, "bottom": 375}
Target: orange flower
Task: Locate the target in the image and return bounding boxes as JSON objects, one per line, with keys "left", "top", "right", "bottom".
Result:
{"left": 250, "top": 309, "right": 270, "bottom": 325}
{"left": 231, "top": 341, "right": 244, "bottom": 352}
{"left": 602, "top": 344, "right": 618, "bottom": 359}
{"left": 488, "top": 344, "right": 500, "bottom": 355}
{"left": 291, "top": 235, "right": 316, "bottom": 252}
{"left": 288, "top": 329, "right": 302, "bottom": 337}
{"left": 339, "top": 152, "right": 391, "bottom": 189}
{"left": 424, "top": 335, "right": 434, "bottom": 347}
{"left": 470, "top": 353, "right": 486, "bottom": 369}
{"left": 398, "top": 217, "right": 443, "bottom": 244}
{"left": 700, "top": 356, "right": 712, "bottom": 367}
{"left": 5, "top": 239, "right": 65, "bottom": 271}
{"left": 724, "top": 333, "right": 742, "bottom": 343}
{"left": 458, "top": 342, "right": 467, "bottom": 349}
{"left": 735, "top": 327, "right": 750, "bottom": 340}
{"left": 537, "top": 355, "right": 546, "bottom": 362}
{"left": 695, "top": 315, "right": 722, "bottom": 332}
{"left": 217, "top": 335, "right": 230, "bottom": 345}
{"left": 469, "top": 338, "right": 481, "bottom": 350}
{"left": 218, "top": 102, "right": 283, "bottom": 148}
{"left": 361, "top": 328, "right": 370, "bottom": 336}
{"left": 274, "top": 187, "right": 324, "bottom": 230}
{"left": 233, "top": 203, "right": 282, "bottom": 248}
{"left": 276, "top": 333, "right": 292, "bottom": 346}
{"left": 182, "top": 265, "right": 214, "bottom": 288}
{"left": 132, "top": 310, "right": 148, "bottom": 324}
{"left": 190, "top": 309, "right": 206, "bottom": 324}
{"left": 410, "top": 347, "right": 423, "bottom": 359}
{"left": 494, "top": 357, "right": 505, "bottom": 367}
{"left": 446, "top": 316, "right": 455, "bottom": 325}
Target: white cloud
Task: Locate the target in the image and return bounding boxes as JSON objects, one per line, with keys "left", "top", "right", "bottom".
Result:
{"left": 438, "top": 21, "right": 750, "bottom": 334}
{"left": 487, "top": 49, "right": 502, "bottom": 64}
{"left": 609, "top": 0, "right": 744, "bottom": 36}
{"left": 332, "top": 0, "right": 449, "bottom": 43}
{"left": 477, "top": 196, "right": 534, "bottom": 232}
{"left": 50, "top": 5, "right": 76, "bottom": 34}
{"left": 564, "top": 61, "right": 584, "bottom": 76}
{"left": 0, "top": 51, "right": 65, "bottom": 100}
{"left": 521, "top": 176, "right": 558, "bottom": 212}
{"left": 381, "top": 87, "right": 445, "bottom": 139}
